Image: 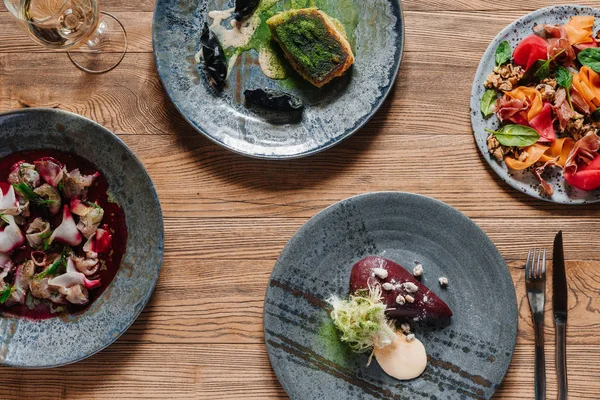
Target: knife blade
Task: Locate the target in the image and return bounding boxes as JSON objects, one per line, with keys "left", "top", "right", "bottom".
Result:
{"left": 553, "top": 231, "right": 567, "bottom": 316}
{"left": 553, "top": 230, "right": 568, "bottom": 400}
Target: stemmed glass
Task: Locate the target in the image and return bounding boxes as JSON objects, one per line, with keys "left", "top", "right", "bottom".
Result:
{"left": 3, "top": 0, "right": 127, "bottom": 74}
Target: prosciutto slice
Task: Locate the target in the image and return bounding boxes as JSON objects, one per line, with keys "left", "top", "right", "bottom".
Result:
{"left": 553, "top": 88, "right": 576, "bottom": 131}
{"left": 496, "top": 95, "right": 529, "bottom": 124}
{"left": 565, "top": 133, "right": 600, "bottom": 174}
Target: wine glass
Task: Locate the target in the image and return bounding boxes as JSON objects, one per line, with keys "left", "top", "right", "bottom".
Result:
{"left": 3, "top": 0, "right": 127, "bottom": 74}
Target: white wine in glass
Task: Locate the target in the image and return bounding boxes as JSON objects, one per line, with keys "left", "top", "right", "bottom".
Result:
{"left": 4, "top": 0, "right": 127, "bottom": 73}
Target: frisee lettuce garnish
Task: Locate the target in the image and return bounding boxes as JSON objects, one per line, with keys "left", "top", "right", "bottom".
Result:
{"left": 327, "top": 284, "right": 396, "bottom": 353}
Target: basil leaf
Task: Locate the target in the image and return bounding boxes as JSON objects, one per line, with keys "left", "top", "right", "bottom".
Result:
{"left": 484, "top": 125, "right": 540, "bottom": 147}
{"left": 480, "top": 89, "right": 497, "bottom": 117}
{"left": 519, "top": 49, "right": 565, "bottom": 85}
{"left": 495, "top": 41, "right": 511, "bottom": 66}
{"left": 577, "top": 47, "right": 600, "bottom": 73}
{"left": 556, "top": 65, "right": 574, "bottom": 110}
{"left": 556, "top": 65, "right": 572, "bottom": 89}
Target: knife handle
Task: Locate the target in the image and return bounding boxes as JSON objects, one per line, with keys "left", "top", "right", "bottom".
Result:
{"left": 555, "top": 318, "right": 568, "bottom": 400}
{"left": 533, "top": 314, "right": 546, "bottom": 400}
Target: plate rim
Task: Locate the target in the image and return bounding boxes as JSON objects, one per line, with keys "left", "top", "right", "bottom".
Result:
{"left": 263, "top": 191, "right": 518, "bottom": 399}
{"left": 470, "top": 4, "right": 600, "bottom": 205}
{"left": 0, "top": 107, "right": 165, "bottom": 368}
{"left": 152, "top": 0, "right": 405, "bottom": 160}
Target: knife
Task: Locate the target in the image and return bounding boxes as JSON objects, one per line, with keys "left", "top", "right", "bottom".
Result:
{"left": 553, "top": 230, "right": 568, "bottom": 400}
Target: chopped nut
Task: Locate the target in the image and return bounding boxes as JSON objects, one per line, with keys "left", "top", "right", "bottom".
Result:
{"left": 485, "top": 63, "right": 523, "bottom": 91}
{"left": 439, "top": 277, "right": 449, "bottom": 288}
{"left": 405, "top": 334, "right": 416, "bottom": 342}
{"left": 371, "top": 267, "right": 388, "bottom": 279}
{"left": 395, "top": 294, "right": 406, "bottom": 305}
{"left": 412, "top": 263, "right": 423, "bottom": 278}
{"left": 487, "top": 134, "right": 504, "bottom": 162}
{"left": 403, "top": 282, "right": 419, "bottom": 293}
{"left": 400, "top": 323, "right": 411, "bottom": 334}
{"left": 405, "top": 294, "right": 415, "bottom": 303}
{"left": 382, "top": 282, "right": 394, "bottom": 291}
{"left": 517, "top": 150, "right": 529, "bottom": 162}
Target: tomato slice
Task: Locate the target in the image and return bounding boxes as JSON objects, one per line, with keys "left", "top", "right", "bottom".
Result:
{"left": 529, "top": 102, "right": 556, "bottom": 142}
{"left": 564, "top": 155, "right": 600, "bottom": 190}
{"left": 513, "top": 35, "right": 548, "bottom": 70}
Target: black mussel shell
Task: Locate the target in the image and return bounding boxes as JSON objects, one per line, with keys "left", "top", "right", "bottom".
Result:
{"left": 200, "top": 24, "right": 228, "bottom": 90}
{"left": 234, "top": 0, "right": 260, "bottom": 21}
{"left": 244, "top": 89, "right": 305, "bottom": 112}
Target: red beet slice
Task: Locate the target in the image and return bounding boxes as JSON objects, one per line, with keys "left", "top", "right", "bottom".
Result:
{"left": 349, "top": 256, "right": 452, "bottom": 321}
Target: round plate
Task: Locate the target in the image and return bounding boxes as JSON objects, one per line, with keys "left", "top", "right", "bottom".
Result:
{"left": 153, "top": 0, "right": 404, "bottom": 159}
{"left": 264, "top": 192, "right": 517, "bottom": 400}
{"left": 0, "top": 109, "right": 164, "bottom": 367}
{"left": 470, "top": 5, "right": 600, "bottom": 204}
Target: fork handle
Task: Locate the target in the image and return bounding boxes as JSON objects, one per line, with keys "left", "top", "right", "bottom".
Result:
{"left": 555, "top": 318, "right": 567, "bottom": 400}
{"left": 533, "top": 314, "right": 546, "bottom": 400}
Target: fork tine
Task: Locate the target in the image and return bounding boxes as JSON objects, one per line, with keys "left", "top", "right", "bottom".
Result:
{"left": 541, "top": 248, "right": 546, "bottom": 277}
{"left": 536, "top": 248, "right": 542, "bottom": 279}
{"left": 526, "top": 248, "right": 532, "bottom": 279}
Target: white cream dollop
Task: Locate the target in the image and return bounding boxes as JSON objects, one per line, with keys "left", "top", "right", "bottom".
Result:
{"left": 373, "top": 334, "right": 427, "bottom": 380}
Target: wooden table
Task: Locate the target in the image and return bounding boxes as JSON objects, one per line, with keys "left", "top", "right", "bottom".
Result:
{"left": 1, "top": 0, "right": 599, "bottom": 398}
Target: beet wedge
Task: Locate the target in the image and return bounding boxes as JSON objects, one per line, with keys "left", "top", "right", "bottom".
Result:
{"left": 350, "top": 256, "right": 452, "bottom": 321}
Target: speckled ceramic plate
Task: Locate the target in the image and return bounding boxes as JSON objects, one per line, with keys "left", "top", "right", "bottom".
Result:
{"left": 0, "top": 109, "right": 164, "bottom": 368}
{"left": 153, "top": 0, "right": 403, "bottom": 159}
{"left": 264, "top": 192, "right": 517, "bottom": 400}
{"left": 471, "top": 5, "right": 600, "bottom": 204}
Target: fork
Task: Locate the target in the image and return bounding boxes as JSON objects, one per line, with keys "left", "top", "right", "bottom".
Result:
{"left": 526, "top": 248, "right": 547, "bottom": 400}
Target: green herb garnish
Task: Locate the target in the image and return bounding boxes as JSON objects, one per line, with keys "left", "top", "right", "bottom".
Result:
{"left": 556, "top": 65, "right": 574, "bottom": 111}
{"left": 326, "top": 285, "right": 396, "bottom": 353}
{"left": 13, "top": 183, "right": 55, "bottom": 207}
{"left": 37, "top": 247, "right": 71, "bottom": 279}
{"left": 0, "top": 212, "right": 9, "bottom": 225}
{"left": 577, "top": 47, "right": 600, "bottom": 73}
{"left": 83, "top": 200, "right": 101, "bottom": 209}
{"left": 495, "top": 40, "right": 511, "bottom": 66}
{"left": 519, "top": 49, "right": 565, "bottom": 85}
{"left": 480, "top": 89, "right": 498, "bottom": 117}
{"left": 0, "top": 286, "right": 14, "bottom": 304}
{"left": 485, "top": 124, "right": 540, "bottom": 147}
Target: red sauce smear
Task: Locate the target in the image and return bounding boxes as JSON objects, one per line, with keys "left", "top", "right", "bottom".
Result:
{"left": 0, "top": 150, "right": 127, "bottom": 320}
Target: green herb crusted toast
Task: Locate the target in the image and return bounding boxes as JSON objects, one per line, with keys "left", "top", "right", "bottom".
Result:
{"left": 267, "top": 8, "right": 355, "bottom": 88}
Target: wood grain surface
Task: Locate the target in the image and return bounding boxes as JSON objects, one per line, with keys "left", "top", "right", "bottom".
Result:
{"left": 0, "top": 0, "right": 599, "bottom": 399}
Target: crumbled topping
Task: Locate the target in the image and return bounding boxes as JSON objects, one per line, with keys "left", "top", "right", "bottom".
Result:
{"left": 536, "top": 79, "right": 557, "bottom": 102}
{"left": 371, "top": 267, "right": 388, "bottom": 279}
{"left": 423, "top": 295, "right": 428, "bottom": 303}
{"left": 439, "top": 277, "right": 449, "bottom": 288}
{"left": 400, "top": 323, "right": 411, "bottom": 334}
{"left": 405, "top": 294, "right": 415, "bottom": 303}
{"left": 381, "top": 282, "right": 394, "bottom": 291}
{"left": 405, "top": 334, "right": 416, "bottom": 342}
{"left": 565, "top": 114, "right": 598, "bottom": 140}
{"left": 395, "top": 294, "right": 405, "bottom": 305}
{"left": 412, "top": 263, "right": 423, "bottom": 278}
{"left": 487, "top": 134, "right": 505, "bottom": 162}
{"left": 484, "top": 63, "right": 523, "bottom": 91}
{"left": 403, "top": 282, "right": 418, "bottom": 293}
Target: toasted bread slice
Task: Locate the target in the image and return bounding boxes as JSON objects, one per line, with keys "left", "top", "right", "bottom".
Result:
{"left": 267, "top": 8, "right": 355, "bottom": 88}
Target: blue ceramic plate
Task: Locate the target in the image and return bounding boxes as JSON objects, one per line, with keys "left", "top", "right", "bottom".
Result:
{"left": 153, "top": 0, "right": 404, "bottom": 159}
{"left": 470, "top": 5, "right": 600, "bottom": 204}
{"left": 264, "top": 192, "right": 517, "bottom": 399}
{"left": 0, "top": 109, "right": 163, "bottom": 367}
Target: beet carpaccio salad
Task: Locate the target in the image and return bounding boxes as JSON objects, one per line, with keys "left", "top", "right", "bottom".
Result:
{"left": 481, "top": 16, "right": 600, "bottom": 195}
{"left": 0, "top": 151, "right": 127, "bottom": 319}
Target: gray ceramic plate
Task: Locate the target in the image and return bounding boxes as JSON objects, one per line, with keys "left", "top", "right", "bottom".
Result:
{"left": 264, "top": 192, "right": 517, "bottom": 400}
{"left": 153, "top": 0, "right": 404, "bottom": 159}
{"left": 0, "top": 108, "right": 163, "bottom": 367}
{"left": 470, "top": 5, "right": 600, "bottom": 204}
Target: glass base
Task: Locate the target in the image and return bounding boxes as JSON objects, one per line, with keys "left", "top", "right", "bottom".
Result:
{"left": 67, "top": 11, "right": 127, "bottom": 74}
